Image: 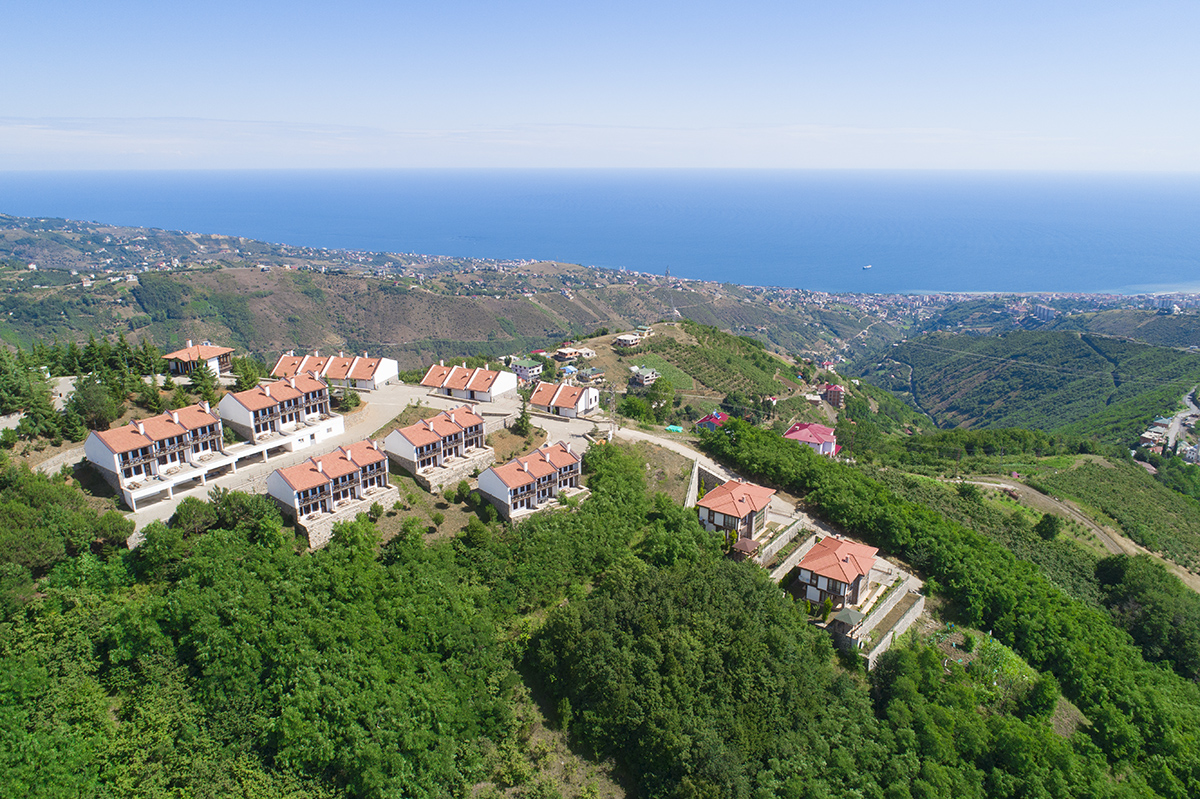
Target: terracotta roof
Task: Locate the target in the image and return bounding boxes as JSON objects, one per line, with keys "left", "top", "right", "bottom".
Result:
{"left": 392, "top": 405, "right": 482, "bottom": 447}
{"left": 93, "top": 425, "right": 153, "bottom": 455}
{"left": 469, "top": 368, "right": 500, "bottom": 391}
{"left": 696, "top": 480, "right": 775, "bottom": 519}
{"left": 550, "top": 385, "right": 584, "bottom": 409}
{"left": 341, "top": 439, "right": 387, "bottom": 467}
{"left": 420, "top": 364, "right": 453, "bottom": 388}
{"left": 290, "top": 374, "right": 327, "bottom": 394}
{"left": 322, "top": 357, "right": 354, "bottom": 380}
{"left": 228, "top": 378, "right": 306, "bottom": 412}
{"left": 275, "top": 440, "right": 384, "bottom": 491}
{"left": 529, "top": 382, "right": 558, "bottom": 406}
{"left": 163, "top": 343, "right": 234, "bottom": 362}
{"left": 271, "top": 355, "right": 305, "bottom": 377}
{"left": 784, "top": 422, "right": 836, "bottom": 445}
{"left": 443, "top": 366, "right": 474, "bottom": 391}
{"left": 446, "top": 405, "right": 484, "bottom": 428}
{"left": 349, "top": 357, "right": 382, "bottom": 380}
{"left": 798, "top": 537, "right": 877, "bottom": 584}
{"left": 170, "top": 404, "right": 220, "bottom": 431}
{"left": 485, "top": 442, "right": 579, "bottom": 489}
{"left": 275, "top": 460, "right": 330, "bottom": 492}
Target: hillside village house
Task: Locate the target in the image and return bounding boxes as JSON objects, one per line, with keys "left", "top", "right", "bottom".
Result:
{"left": 613, "top": 333, "right": 641, "bottom": 348}
{"left": 84, "top": 402, "right": 232, "bottom": 511}
{"left": 510, "top": 358, "right": 543, "bottom": 382}
{"left": 528, "top": 381, "right": 600, "bottom": 418}
{"left": 271, "top": 349, "right": 400, "bottom": 392}
{"left": 218, "top": 374, "right": 343, "bottom": 447}
{"left": 383, "top": 405, "right": 494, "bottom": 491}
{"left": 163, "top": 340, "right": 234, "bottom": 376}
{"left": 420, "top": 362, "right": 518, "bottom": 402}
{"left": 694, "top": 411, "right": 729, "bottom": 432}
{"left": 630, "top": 366, "right": 659, "bottom": 386}
{"left": 823, "top": 383, "right": 845, "bottom": 408}
{"left": 795, "top": 536, "right": 878, "bottom": 608}
{"left": 696, "top": 479, "right": 775, "bottom": 541}
{"left": 577, "top": 367, "right": 606, "bottom": 384}
{"left": 478, "top": 442, "right": 582, "bottom": 520}
{"left": 784, "top": 422, "right": 837, "bottom": 456}
{"left": 267, "top": 440, "right": 390, "bottom": 523}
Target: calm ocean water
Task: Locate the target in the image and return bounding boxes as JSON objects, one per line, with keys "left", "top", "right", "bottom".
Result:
{"left": 0, "top": 169, "right": 1197, "bottom": 294}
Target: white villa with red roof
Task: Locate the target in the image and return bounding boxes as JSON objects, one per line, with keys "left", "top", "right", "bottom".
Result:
{"left": 217, "top": 374, "right": 343, "bottom": 446}
{"left": 795, "top": 536, "right": 878, "bottom": 607}
{"left": 270, "top": 350, "right": 400, "bottom": 392}
{"left": 84, "top": 402, "right": 233, "bottom": 511}
{"left": 163, "top": 340, "right": 234, "bottom": 376}
{"left": 266, "top": 440, "right": 395, "bottom": 548}
{"left": 696, "top": 479, "right": 776, "bottom": 541}
{"left": 383, "top": 405, "right": 494, "bottom": 491}
{"left": 784, "top": 422, "right": 837, "bottom": 456}
{"left": 420, "top": 362, "right": 518, "bottom": 402}
{"left": 477, "top": 441, "right": 583, "bottom": 520}
{"left": 528, "top": 381, "right": 600, "bottom": 418}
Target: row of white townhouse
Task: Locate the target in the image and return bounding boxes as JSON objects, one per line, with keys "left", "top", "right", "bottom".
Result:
{"left": 85, "top": 373, "right": 343, "bottom": 511}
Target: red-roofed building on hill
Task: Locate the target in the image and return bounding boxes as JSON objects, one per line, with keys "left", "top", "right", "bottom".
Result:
{"left": 266, "top": 440, "right": 395, "bottom": 548}
{"left": 383, "top": 405, "right": 494, "bottom": 491}
{"left": 795, "top": 536, "right": 878, "bottom": 607}
{"left": 163, "top": 339, "right": 234, "bottom": 376}
{"left": 822, "top": 383, "right": 845, "bottom": 408}
{"left": 694, "top": 411, "right": 729, "bottom": 432}
{"left": 784, "top": 422, "right": 837, "bottom": 456}
{"left": 217, "top": 374, "right": 342, "bottom": 445}
{"left": 528, "top": 381, "right": 600, "bottom": 418}
{"left": 420, "top": 362, "right": 518, "bottom": 402}
{"left": 477, "top": 441, "right": 583, "bottom": 520}
{"left": 84, "top": 402, "right": 231, "bottom": 511}
{"left": 270, "top": 349, "right": 400, "bottom": 392}
{"left": 696, "top": 479, "right": 775, "bottom": 541}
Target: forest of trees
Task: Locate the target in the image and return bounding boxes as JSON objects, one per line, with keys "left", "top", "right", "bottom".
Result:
{"left": 3, "top": 429, "right": 1200, "bottom": 796}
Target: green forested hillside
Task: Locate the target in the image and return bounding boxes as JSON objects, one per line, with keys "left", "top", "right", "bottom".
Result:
{"left": 862, "top": 330, "right": 1200, "bottom": 441}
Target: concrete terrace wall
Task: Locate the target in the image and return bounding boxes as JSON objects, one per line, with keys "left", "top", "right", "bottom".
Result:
{"left": 755, "top": 520, "right": 804, "bottom": 566}
{"left": 768, "top": 533, "right": 820, "bottom": 583}
{"left": 865, "top": 593, "right": 926, "bottom": 669}
{"left": 857, "top": 572, "right": 919, "bottom": 641}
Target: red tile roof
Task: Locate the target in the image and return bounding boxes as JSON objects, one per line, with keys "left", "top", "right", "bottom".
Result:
{"left": 349, "top": 357, "right": 382, "bottom": 380}
{"left": 94, "top": 425, "right": 152, "bottom": 455}
{"left": 696, "top": 480, "right": 775, "bottom": 520}
{"left": 276, "top": 440, "right": 385, "bottom": 491}
{"left": 798, "top": 537, "right": 877, "bottom": 584}
{"left": 486, "top": 442, "right": 580, "bottom": 489}
{"left": 420, "top": 364, "right": 453, "bottom": 388}
{"left": 163, "top": 343, "right": 233, "bottom": 363}
{"left": 696, "top": 411, "right": 729, "bottom": 427}
{"left": 392, "top": 405, "right": 483, "bottom": 447}
{"left": 784, "top": 422, "right": 836, "bottom": 446}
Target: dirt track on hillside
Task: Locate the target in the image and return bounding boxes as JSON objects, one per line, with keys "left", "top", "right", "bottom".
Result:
{"left": 960, "top": 477, "right": 1200, "bottom": 594}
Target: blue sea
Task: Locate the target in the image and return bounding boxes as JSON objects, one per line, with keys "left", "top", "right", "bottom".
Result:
{"left": 0, "top": 169, "right": 1198, "bottom": 295}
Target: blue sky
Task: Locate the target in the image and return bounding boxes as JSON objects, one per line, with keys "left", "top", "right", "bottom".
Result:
{"left": 3, "top": 1, "right": 1197, "bottom": 170}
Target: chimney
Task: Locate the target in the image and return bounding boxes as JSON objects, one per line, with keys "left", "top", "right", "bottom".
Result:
{"left": 135, "top": 421, "right": 145, "bottom": 434}
{"left": 170, "top": 411, "right": 179, "bottom": 424}
{"left": 439, "top": 359, "right": 444, "bottom": 367}
{"left": 186, "top": 339, "right": 193, "bottom": 348}
{"left": 287, "top": 349, "right": 295, "bottom": 357}
{"left": 316, "top": 459, "right": 324, "bottom": 474}
{"left": 263, "top": 384, "right": 271, "bottom": 398}
{"left": 565, "top": 442, "right": 571, "bottom": 454}
{"left": 288, "top": 377, "right": 297, "bottom": 388}
{"left": 363, "top": 351, "right": 368, "bottom": 357}
{"left": 339, "top": 351, "right": 344, "bottom": 358}
{"left": 522, "top": 461, "right": 530, "bottom": 473}
{"left": 201, "top": 401, "right": 210, "bottom": 414}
